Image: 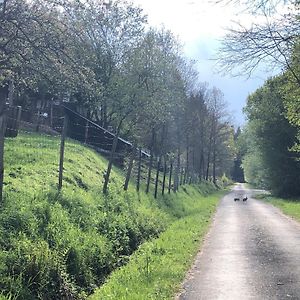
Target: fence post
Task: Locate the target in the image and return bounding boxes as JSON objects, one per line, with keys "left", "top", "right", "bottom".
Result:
{"left": 168, "top": 162, "right": 173, "bottom": 194}
{"left": 36, "top": 109, "right": 40, "bottom": 132}
{"left": 162, "top": 157, "right": 167, "bottom": 196}
{"left": 0, "top": 104, "right": 7, "bottom": 203}
{"left": 16, "top": 106, "right": 22, "bottom": 131}
{"left": 154, "top": 157, "right": 160, "bottom": 199}
{"left": 84, "top": 119, "right": 89, "bottom": 144}
{"left": 58, "top": 114, "right": 68, "bottom": 190}
{"left": 124, "top": 145, "right": 136, "bottom": 191}
{"left": 146, "top": 129, "right": 155, "bottom": 193}
{"left": 136, "top": 148, "right": 142, "bottom": 192}
{"left": 173, "top": 148, "right": 180, "bottom": 192}
{"left": 180, "top": 168, "right": 184, "bottom": 186}
{"left": 50, "top": 102, "right": 53, "bottom": 128}
{"left": 183, "top": 167, "right": 187, "bottom": 184}
{"left": 103, "top": 131, "right": 119, "bottom": 194}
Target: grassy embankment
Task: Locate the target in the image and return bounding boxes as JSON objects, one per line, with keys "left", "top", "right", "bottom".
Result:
{"left": 0, "top": 133, "right": 224, "bottom": 300}
{"left": 256, "top": 194, "right": 300, "bottom": 222}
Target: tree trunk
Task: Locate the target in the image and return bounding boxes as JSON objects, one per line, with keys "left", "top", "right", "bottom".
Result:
{"left": 199, "top": 150, "right": 204, "bottom": 180}
{"left": 205, "top": 151, "right": 211, "bottom": 181}
{"left": 8, "top": 79, "right": 14, "bottom": 106}
{"left": 206, "top": 127, "right": 214, "bottom": 181}
{"left": 168, "top": 162, "right": 173, "bottom": 194}
{"left": 0, "top": 103, "right": 7, "bottom": 203}
{"left": 212, "top": 137, "right": 217, "bottom": 184}
{"left": 185, "top": 143, "right": 189, "bottom": 184}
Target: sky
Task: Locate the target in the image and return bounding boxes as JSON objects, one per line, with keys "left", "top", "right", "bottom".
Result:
{"left": 131, "top": 0, "right": 271, "bottom": 127}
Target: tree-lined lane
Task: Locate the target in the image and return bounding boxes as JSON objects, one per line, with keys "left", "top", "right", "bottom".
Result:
{"left": 178, "top": 184, "right": 300, "bottom": 299}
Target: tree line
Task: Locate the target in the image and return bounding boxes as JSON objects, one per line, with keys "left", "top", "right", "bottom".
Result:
{"left": 0, "top": 0, "right": 236, "bottom": 192}
{"left": 218, "top": 0, "right": 300, "bottom": 197}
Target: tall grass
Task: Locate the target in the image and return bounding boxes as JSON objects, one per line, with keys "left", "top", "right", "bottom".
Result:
{"left": 0, "top": 133, "right": 223, "bottom": 299}
{"left": 89, "top": 188, "right": 223, "bottom": 300}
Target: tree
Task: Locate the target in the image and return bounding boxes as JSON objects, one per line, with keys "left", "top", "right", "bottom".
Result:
{"left": 217, "top": 0, "right": 300, "bottom": 154}
{"left": 0, "top": 0, "right": 98, "bottom": 107}
{"left": 217, "top": 7, "right": 300, "bottom": 82}
{"left": 205, "top": 87, "right": 231, "bottom": 183}
{"left": 70, "top": 0, "right": 147, "bottom": 126}
{"left": 102, "top": 27, "right": 187, "bottom": 193}
{"left": 242, "top": 75, "right": 300, "bottom": 196}
{"left": 230, "top": 127, "right": 245, "bottom": 182}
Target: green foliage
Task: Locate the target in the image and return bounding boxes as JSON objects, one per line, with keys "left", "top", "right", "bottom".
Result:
{"left": 219, "top": 173, "right": 233, "bottom": 187}
{"left": 241, "top": 76, "right": 300, "bottom": 197}
{"left": 89, "top": 185, "right": 223, "bottom": 300}
{"left": 0, "top": 133, "right": 221, "bottom": 299}
{"left": 242, "top": 149, "right": 268, "bottom": 188}
{"left": 230, "top": 127, "right": 245, "bottom": 182}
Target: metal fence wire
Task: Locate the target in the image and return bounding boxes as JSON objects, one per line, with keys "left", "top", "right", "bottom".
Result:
{"left": 0, "top": 104, "right": 192, "bottom": 202}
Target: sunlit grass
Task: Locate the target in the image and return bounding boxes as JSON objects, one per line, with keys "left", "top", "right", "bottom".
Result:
{"left": 89, "top": 188, "right": 224, "bottom": 300}
{"left": 258, "top": 194, "right": 300, "bottom": 222}
{"left": 1, "top": 133, "right": 223, "bottom": 299}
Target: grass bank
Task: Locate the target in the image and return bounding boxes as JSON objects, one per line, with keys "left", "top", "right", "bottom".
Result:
{"left": 1, "top": 133, "right": 224, "bottom": 299}
{"left": 89, "top": 187, "right": 224, "bottom": 300}
{"left": 257, "top": 194, "right": 300, "bottom": 222}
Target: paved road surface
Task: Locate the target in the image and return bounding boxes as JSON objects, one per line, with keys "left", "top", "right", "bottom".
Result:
{"left": 178, "top": 183, "right": 300, "bottom": 300}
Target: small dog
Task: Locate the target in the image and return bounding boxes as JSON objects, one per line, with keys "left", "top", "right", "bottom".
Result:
{"left": 243, "top": 196, "right": 248, "bottom": 202}
{"left": 234, "top": 197, "right": 240, "bottom": 201}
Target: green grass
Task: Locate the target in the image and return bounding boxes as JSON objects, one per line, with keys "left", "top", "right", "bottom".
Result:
{"left": 257, "top": 194, "right": 300, "bottom": 222}
{"left": 1, "top": 133, "right": 224, "bottom": 300}
{"left": 89, "top": 188, "right": 223, "bottom": 300}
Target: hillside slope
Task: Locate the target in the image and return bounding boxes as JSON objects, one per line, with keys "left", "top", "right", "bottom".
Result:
{"left": 1, "top": 133, "right": 221, "bottom": 299}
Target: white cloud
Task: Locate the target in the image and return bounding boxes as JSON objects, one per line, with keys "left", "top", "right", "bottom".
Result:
{"left": 130, "top": 0, "right": 272, "bottom": 126}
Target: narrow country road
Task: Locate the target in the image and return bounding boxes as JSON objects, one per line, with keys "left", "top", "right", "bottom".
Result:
{"left": 177, "top": 183, "right": 300, "bottom": 300}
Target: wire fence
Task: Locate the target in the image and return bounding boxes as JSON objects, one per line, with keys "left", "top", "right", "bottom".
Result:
{"left": 0, "top": 104, "right": 200, "bottom": 202}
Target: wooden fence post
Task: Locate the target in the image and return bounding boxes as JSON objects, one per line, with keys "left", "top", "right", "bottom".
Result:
{"left": 146, "top": 129, "right": 155, "bottom": 193}
{"left": 58, "top": 114, "right": 68, "bottom": 190}
{"left": 136, "top": 148, "right": 142, "bottom": 192}
{"left": 154, "top": 157, "right": 161, "bottom": 199}
{"left": 124, "top": 145, "right": 136, "bottom": 191}
{"left": 36, "top": 109, "right": 40, "bottom": 132}
{"left": 0, "top": 104, "right": 7, "bottom": 203}
{"left": 103, "top": 129, "right": 120, "bottom": 194}
{"left": 162, "top": 158, "right": 167, "bottom": 196}
{"left": 50, "top": 102, "right": 53, "bottom": 128}
{"left": 168, "top": 162, "right": 173, "bottom": 194}
{"left": 180, "top": 168, "right": 184, "bottom": 186}
{"left": 16, "top": 106, "right": 22, "bottom": 131}
{"left": 173, "top": 149, "right": 180, "bottom": 192}
{"left": 84, "top": 119, "right": 89, "bottom": 144}
{"left": 183, "top": 167, "right": 187, "bottom": 184}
